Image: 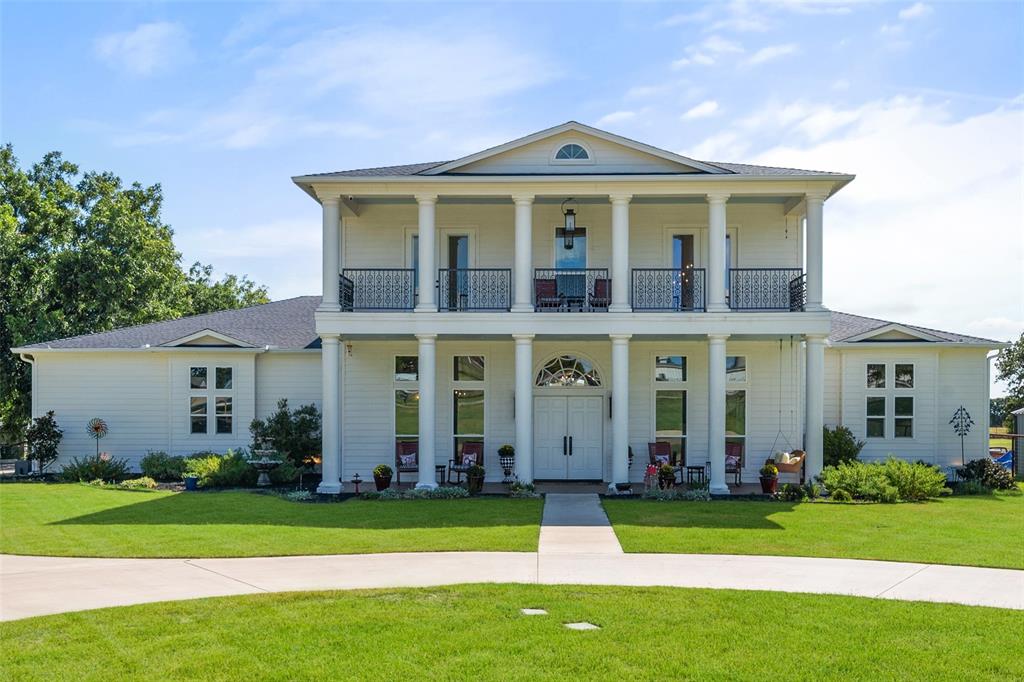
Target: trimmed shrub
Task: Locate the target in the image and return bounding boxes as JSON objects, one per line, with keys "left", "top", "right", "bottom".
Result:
{"left": 26, "top": 411, "right": 63, "bottom": 471}
{"left": 777, "top": 483, "right": 807, "bottom": 502}
{"left": 118, "top": 476, "right": 157, "bottom": 490}
{"left": 822, "top": 425, "right": 864, "bottom": 468}
{"left": 249, "top": 399, "right": 321, "bottom": 469}
{"left": 60, "top": 454, "right": 129, "bottom": 483}
{"left": 961, "top": 458, "right": 1015, "bottom": 491}
{"left": 642, "top": 486, "right": 711, "bottom": 501}
{"left": 819, "top": 458, "right": 948, "bottom": 503}
{"left": 361, "top": 486, "right": 470, "bottom": 500}
{"left": 183, "top": 450, "right": 256, "bottom": 488}
{"left": 830, "top": 488, "right": 853, "bottom": 503}
{"left": 140, "top": 451, "right": 186, "bottom": 481}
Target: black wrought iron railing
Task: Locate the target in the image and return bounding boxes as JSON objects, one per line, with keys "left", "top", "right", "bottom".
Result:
{"left": 533, "top": 268, "right": 610, "bottom": 312}
{"left": 728, "top": 268, "right": 805, "bottom": 311}
{"left": 631, "top": 268, "right": 706, "bottom": 312}
{"left": 339, "top": 269, "right": 416, "bottom": 311}
{"left": 437, "top": 268, "right": 511, "bottom": 311}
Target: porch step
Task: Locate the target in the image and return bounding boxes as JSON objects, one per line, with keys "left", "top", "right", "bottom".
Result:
{"left": 538, "top": 493, "right": 623, "bottom": 555}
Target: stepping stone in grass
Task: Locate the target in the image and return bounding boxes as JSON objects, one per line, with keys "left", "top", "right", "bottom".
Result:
{"left": 564, "top": 622, "right": 600, "bottom": 630}
{"left": 520, "top": 608, "right": 548, "bottom": 615}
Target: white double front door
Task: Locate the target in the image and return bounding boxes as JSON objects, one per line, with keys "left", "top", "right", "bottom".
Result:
{"left": 533, "top": 395, "right": 603, "bottom": 480}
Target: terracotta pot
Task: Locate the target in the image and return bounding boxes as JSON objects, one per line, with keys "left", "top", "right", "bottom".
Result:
{"left": 467, "top": 474, "right": 484, "bottom": 495}
{"left": 373, "top": 474, "right": 392, "bottom": 491}
{"left": 658, "top": 476, "right": 675, "bottom": 489}
{"left": 760, "top": 476, "right": 778, "bottom": 494}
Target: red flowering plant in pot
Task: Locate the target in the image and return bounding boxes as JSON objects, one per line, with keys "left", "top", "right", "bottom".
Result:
{"left": 759, "top": 462, "right": 779, "bottom": 495}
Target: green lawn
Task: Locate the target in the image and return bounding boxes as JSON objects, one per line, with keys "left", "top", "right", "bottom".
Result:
{"left": 604, "top": 488, "right": 1024, "bottom": 569}
{"left": 0, "top": 483, "right": 541, "bottom": 558}
{"left": 1, "top": 585, "right": 1020, "bottom": 681}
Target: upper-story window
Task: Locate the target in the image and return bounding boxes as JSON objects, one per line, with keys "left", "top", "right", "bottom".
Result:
{"left": 555, "top": 143, "right": 589, "bottom": 160}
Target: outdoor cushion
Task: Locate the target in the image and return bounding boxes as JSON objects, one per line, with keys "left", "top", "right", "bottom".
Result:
{"left": 654, "top": 454, "right": 670, "bottom": 465}
{"left": 725, "top": 454, "right": 741, "bottom": 468}
{"left": 460, "top": 452, "right": 477, "bottom": 466}
{"left": 399, "top": 454, "right": 416, "bottom": 467}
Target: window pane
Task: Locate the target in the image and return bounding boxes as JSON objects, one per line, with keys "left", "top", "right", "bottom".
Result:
{"left": 216, "top": 367, "right": 232, "bottom": 390}
{"left": 866, "top": 418, "right": 885, "bottom": 438}
{"left": 866, "top": 364, "right": 885, "bottom": 388}
{"left": 894, "top": 396, "right": 914, "bottom": 416}
{"left": 454, "top": 356, "right": 485, "bottom": 382}
{"left": 726, "top": 356, "right": 746, "bottom": 383}
{"left": 395, "top": 356, "right": 418, "bottom": 381}
{"left": 216, "top": 396, "right": 232, "bottom": 415}
{"left": 725, "top": 390, "right": 746, "bottom": 436}
{"left": 190, "top": 397, "right": 207, "bottom": 434}
{"left": 190, "top": 367, "right": 207, "bottom": 389}
{"left": 453, "top": 389, "right": 485, "bottom": 436}
{"left": 866, "top": 396, "right": 886, "bottom": 416}
{"left": 655, "top": 356, "right": 686, "bottom": 382}
{"left": 894, "top": 418, "right": 913, "bottom": 438}
{"left": 554, "top": 227, "right": 587, "bottom": 269}
{"left": 895, "top": 364, "right": 914, "bottom": 389}
{"left": 655, "top": 390, "right": 686, "bottom": 437}
{"left": 215, "top": 398, "right": 231, "bottom": 434}
{"left": 395, "top": 390, "right": 419, "bottom": 435}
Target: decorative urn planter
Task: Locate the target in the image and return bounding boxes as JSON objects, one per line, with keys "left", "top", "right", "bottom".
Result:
{"left": 251, "top": 450, "right": 281, "bottom": 487}
{"left": 759, "top": 476, "right": 778, "bottom": 494}
{"left": 498, "top": 445, "right": 516, "bottom": 484}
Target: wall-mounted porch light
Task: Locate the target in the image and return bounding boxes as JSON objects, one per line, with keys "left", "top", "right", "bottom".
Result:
{"left": 561, "top": 198, "right": 578, "bottom": 250}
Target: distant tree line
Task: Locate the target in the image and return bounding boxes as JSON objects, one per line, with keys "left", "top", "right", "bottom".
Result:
{"left": 0, "top": 145, "right": 269, "bottom": 441}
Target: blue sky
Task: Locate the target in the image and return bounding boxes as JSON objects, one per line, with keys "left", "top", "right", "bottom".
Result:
{"left": 3, "top": 1, "right": 1023, "bottom": 391}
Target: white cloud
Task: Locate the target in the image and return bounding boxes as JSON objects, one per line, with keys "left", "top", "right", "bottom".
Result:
{"left": 746, "top": 43, "right": 799, "bottom": 65}
{"left": 671, "top": 35, "right": 743, "bottom": 69}
{"left": 682, "top": 100, "right": 720, "bottom": 120}
{"left": 595, "top": 111, "right": 636, "bottom": 126}
{"left": 94, "top": 22, "right": 192, "bottom": 76}
{"left": 898, "top": 2, "right": 932, "bottom": 20}
{"left": 672, "top": 53, "right": 715, "bottom": 69}
{"left": 702, "top": 35, "right": 744, "bottom": 54}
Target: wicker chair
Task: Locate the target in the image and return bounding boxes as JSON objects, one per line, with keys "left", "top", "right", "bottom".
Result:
{"left": 534, "top": 279, "right": 562, "bottom": 311}
{"left": 448, "top": 441, "right": 483, "bottom": 485}
{"left": 395, "top": 440, "right": 418, "bottom": 486}
{"left": 648, "top": 441, "right": 681, "bottom": 485}
{"left": 590, "top": 278, "right": 611, "bottom": 310}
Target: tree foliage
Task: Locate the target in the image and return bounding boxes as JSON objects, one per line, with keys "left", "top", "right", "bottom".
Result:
{"left": 0, "top": 145, "right": 269, "bottom": 440}
{"left": 25, "top": 411, "right": 63, "bottom": 471}
{"left": 249, "top": 399, "right": 322, "bottom": 469}
{"left": 995, "top": 333, "right": 1024, "bottom": 430}
{"left": 822, "top": 425, "right": 864, "bottom": 468}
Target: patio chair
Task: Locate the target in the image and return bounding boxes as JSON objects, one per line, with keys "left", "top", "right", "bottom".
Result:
{"left": 534, "top": 279, "right": 562, "bottom": 311}
{"left": 648, "top": 441, "right": 681, "bottom": 484}
{"left": 589, "top": 278, "right": 611, "bottom": 310}
{"left": 448, "top": 441, "right": 483, "bottom": 485}
{"left": 725, "top": 442, "right": 743, "bottom": 486}
{"left": 395, "top": 440, "right": 418, "bottom": 486}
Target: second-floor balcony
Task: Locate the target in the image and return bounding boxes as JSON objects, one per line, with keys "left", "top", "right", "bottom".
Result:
{"left": 338, "top": 267, "right": 805, "bottom": 313}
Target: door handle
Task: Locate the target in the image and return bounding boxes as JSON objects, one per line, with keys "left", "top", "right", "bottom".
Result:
{"left": 569, "top": 436, "right": 573, "bottom": 456}
{"left": 563, "top": 436, "right": 567, "bottom": 456}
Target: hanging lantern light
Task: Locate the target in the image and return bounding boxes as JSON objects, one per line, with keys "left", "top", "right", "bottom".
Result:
{"left": 561, "top": 198, "right": 578, "bottom": 250}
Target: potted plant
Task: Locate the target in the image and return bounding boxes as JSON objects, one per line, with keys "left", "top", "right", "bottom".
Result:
{"left": 497, "top": 444, "right": 515, "bottom": 484}
{"left": 759, "top": 462, "right": 779, "bottom": 494}
{"left": 657, "top": 463, "right": 676, "bottom": 489}
{"left": 373, "top": 463, "right": 393, "bottom": 491}
{"left": 466, "top": 464, "right": 486, "bottom": 494}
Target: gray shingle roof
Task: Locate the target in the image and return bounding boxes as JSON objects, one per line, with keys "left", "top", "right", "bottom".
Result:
{"left": 829, "top": 311, "right": 1000, "bottom": 344}
{"left": 15, "top": 300, "right": 1000, "bottom": 351}
{"left": 18, "top": 297, "right": 321, "bottom": 350}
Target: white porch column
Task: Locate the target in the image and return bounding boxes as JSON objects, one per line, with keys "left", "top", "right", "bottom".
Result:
{"left": 415, "top": 194, "right": 437, "bottom": 312}
{"left": 318, "top": 196, "right": 341, "bottom": 311}
{"left": 805, "top": 334, "right": 826, "bottom": 479}
{"left": 706, "top": 193, "right": 729, "bottom": 312}
{"left": 610, "top": 334, "right": 631, "bottom": 491}
{"left": 512, "top": 195, "right": 534, "bottom": 312}
{"left": 805, "top": 192, "right": 826, "bottom": 311}
{"left": 707, "top": 333, "right": 730, "bottom": 495}
{"left": 609, "top": 194, "right": 632, "bottom": 312}
{"left": 513, "top": 334, "right": 534, "bottom": 482}
{"left": 416, "top": 334, "right": 438, "bottom": 488}
{"left": 317, "top": 334, "right": 342, "bottom": 493}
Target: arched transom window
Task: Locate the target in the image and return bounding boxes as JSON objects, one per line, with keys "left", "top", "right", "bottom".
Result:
{"left": 536, "top": 355, "right": 602, "bottom": 387}
{"left": 554, "top": 143, "right": 589, "bottom": 160}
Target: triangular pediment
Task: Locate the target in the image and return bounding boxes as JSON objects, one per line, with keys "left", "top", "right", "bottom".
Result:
{"left": 424, "top": 122, "right": 725, "bottom": 176}
{"left": 162, "top": 329, "right": 256, "bottom": 348}
{"left": 843, "top": 324, "right": 944, "bottom": 343}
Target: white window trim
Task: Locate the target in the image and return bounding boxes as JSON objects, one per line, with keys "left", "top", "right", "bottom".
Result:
{"left": 394, "top": 354, "right": 420, "bottom": 441}
{"left": 863, "top": 361, "right": 917, "bottom": 441}
{"left": 550, "top": 139, "right": 595, "bottom": 165}
{"left": 188, "top": 365, "right": 235, "bottom": 436}
{"left": 894, "top": 396, "right": 915, "bottom": 439}
{"left": 726, "top": 355, "right": 748, "bottom": 385}
{"left": 865, "top": 395, "right": 886, "bottom": 439}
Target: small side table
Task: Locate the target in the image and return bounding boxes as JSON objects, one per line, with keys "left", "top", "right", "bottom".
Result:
{"left": 435, "top": 465, "right": 446, "bottom": 484}
{"left": 685, "top": 465, "right": 706, "bottom": 485}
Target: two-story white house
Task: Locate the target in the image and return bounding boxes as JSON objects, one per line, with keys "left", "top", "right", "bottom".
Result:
{"left": 14, "top": 122, "right": 1003, "bottom": 493}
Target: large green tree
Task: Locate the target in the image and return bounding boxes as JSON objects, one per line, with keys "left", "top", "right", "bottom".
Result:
{"left": 0, "top": 145, "right": 269, "bottom": 440}
{"left": 995, "top": 332, "right": 1024, "bottom": 430}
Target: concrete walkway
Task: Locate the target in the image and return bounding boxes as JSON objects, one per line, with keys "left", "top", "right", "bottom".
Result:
{"left": 538, "top": 493, "right": 623, "bottom": 555}
{"left": 2, "top": 494, "right": 1022, "bottom": 620}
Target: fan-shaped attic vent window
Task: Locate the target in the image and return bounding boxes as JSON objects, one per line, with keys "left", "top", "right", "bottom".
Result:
{"left": 555, "top": 143, "right": 589, "bottom": 160}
